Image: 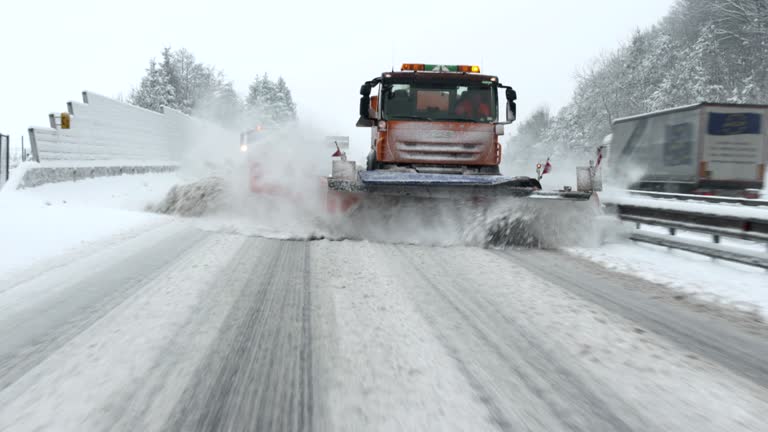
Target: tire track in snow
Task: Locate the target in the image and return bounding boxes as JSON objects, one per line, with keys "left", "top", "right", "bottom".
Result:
{"left": 0, "top": 226, "right": 208, "bottom": 393}
{"left": 102, "top": 236, "right": 272, "bottom": 431}
{"left": 300, "top": 241, "right": 315, "bottom": 432}
{"left": 0, "top": 231, "right": 245, "bottom": 431}
{"left": 392, "top": 245, "right": 637, "bottom": 432}
{"left": 500, "top": 249, "right": 768, "bottom": 389}
{"left": 164, "top": 239, "right": 314, "bottom": 432}
{"left": 402, "top": 245, "right": 768, "bottom": 432}
{"left": 309, "top": 240, "right": 500, "bottom": 432}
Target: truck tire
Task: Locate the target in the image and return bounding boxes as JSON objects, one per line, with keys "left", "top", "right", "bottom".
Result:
{"left": 478, "top": 166, "right": 501, "bottom": 175}
{"left": 366, "top": 150, "right": 380, "bottom": 171}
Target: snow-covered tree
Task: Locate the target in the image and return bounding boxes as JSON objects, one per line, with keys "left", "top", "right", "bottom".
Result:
{"left": 273, "top": 77, "right": 297, "bottom": 122}
{"left": 246, "top": 74, "right": 297, "bottom": 124}
{"left": 201, "top": 81, "right": 244, "bottom": 129}
{"left": 129, "top": 58, "right": 175, "bottom": 112}
{"left": 130, "top": 48, "right": 298, "bottom": 128}
{"left": 130, "top": 47, "right": 228, "bottom": 116}
{"left": 509, "top": 0, "right": 768, "bottom": 158}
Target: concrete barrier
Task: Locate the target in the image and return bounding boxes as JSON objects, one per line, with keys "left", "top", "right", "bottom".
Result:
{"left": 29, "top": 91, "right": 237, "bottom": 162}
{"left": 15, "top": 164, "right": 178, "bottom": 189}
{"left": 20, "top": 91, "right": 238, "bottom": 188}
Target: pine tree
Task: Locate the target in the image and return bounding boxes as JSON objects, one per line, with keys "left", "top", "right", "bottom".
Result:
{"left": 246, "top": 74, "right": 267, "bottom": 110}
{"left": 274, "top": 77, "right": 297, "bottom": 121}
{"left": 172, "top": 48, "right": 198, "bottom": 113}
{"left": 246, "top": 74, "right": 297, "bottom": 124}
{"left": 129, "top": 58, "right": 175, "bottom": 112}
{"left": 130, "top": 48, "right": 299, "bottom": 128}
{"left": 208, "top": 81, "right": 243, "bottom": 128}
{"left": 159, "top": 47, "right": 179, "bottom": 108}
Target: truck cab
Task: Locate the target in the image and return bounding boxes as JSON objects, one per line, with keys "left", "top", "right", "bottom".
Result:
{"left": 357, "top": 64, "right": 517, "bottom": 175}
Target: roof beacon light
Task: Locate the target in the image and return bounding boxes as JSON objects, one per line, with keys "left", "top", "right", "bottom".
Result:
{"left": 457, "top": 65, "right": 481, "bottom": 73}
{"left": 401, "top": 63, "right": 425, "bottom": 71}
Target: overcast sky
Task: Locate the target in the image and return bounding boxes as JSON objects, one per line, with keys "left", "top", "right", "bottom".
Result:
{"left": 1, "top": 0, "right": 676, "bottom": 158}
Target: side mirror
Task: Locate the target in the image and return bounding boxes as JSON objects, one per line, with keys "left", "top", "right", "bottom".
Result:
{"left": 359, "top": 95, "right": 370, "bottom": 118}
{"left": 506, "top": 101, "right": 516, "bottom": 123}
{"left": 506, "top": 88, "right": 517, "bottom": 102}
{"left": 359, "top": 82, "right": 372, "bottom": 118}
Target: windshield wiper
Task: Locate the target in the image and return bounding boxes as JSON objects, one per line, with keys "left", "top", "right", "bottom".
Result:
{"left": 387, "top": 115, "right": 491, "bottom": 123}
{"left": 435, "top": 117, "right": 490, "bottom": 123}
{"left": 442, "top": 118, "right": 479, "bottom": 122}
{"left": 388, "top": 115, "right": 434, "bottom": 121}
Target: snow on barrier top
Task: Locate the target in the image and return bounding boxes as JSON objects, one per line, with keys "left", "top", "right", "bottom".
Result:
{"left": 27, "top": 91, "right": 232, "bottom": 164}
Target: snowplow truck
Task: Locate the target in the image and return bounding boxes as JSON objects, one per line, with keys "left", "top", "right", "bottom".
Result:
{"left": 327, "top": 63, "right": 594, "bottom": 211}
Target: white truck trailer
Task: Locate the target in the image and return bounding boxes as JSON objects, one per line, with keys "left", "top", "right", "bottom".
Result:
{"left": 607, "top": 103, "right": 767, "bottom": 196}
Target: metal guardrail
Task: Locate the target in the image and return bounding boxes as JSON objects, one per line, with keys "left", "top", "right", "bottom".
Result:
{"left": 629, "top": 232, "right": 768, "bottom": 270}
{"left": 627, "top": 190, "right": 768, "bottom": 207}
{"left": 616, "top": 205, "right": 768, "bottom": 236}
{"left": 612, "top": 204, "right": 768, "bottom": 269}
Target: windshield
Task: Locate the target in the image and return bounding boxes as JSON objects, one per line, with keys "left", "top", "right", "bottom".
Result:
{"left": 381, "top": 80, "right": 497, "bottom": 123}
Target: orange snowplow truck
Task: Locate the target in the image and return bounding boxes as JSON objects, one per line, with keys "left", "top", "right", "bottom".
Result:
{"left": 360, "top": 63, "right": 514, "bottom": 175}
{"left": 326, "top": 63, "right": 593, "bottom": 202}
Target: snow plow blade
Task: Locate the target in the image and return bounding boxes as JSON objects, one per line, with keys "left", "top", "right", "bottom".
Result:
{"left": 327, "top": 171, "right": 592, "bottom": 201}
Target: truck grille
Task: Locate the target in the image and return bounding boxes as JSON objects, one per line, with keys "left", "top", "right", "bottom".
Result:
{"left": 397, "top": 141, "right": 482, "bottom": 162}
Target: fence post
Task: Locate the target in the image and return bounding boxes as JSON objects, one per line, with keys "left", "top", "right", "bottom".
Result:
{"left": 0, "top": 134, "right": 9, "bottom": 185}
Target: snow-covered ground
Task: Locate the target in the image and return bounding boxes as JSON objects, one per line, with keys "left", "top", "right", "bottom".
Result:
{"left": 0, "top": 173, "right": 181, "bottom": 276}
{"left": 571, "top": 190, "right": 768, "bottom": 318}
{"left": 569, "top": 242, "right": 768, "bottom": 318}
{"left": 1, "top": 173, "right": 768, "bottom": 430}
{"left": 1, "top": 172, "right": 766, "bottom": 320}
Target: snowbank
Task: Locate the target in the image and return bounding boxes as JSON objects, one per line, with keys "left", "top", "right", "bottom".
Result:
{"left": 569, "top": 242, "right": 768, "bottom": 319}
{"left": 601, "top": 189, "right": 768, "bottom": 219}
{"left": 2, "top": 161, "right": 39, "bottom": 191}
{"left": 585, "top": 190, "right": 768, "bottom": 317}
{"left": 0, "top": 173, "right": 182, "bottom": 276}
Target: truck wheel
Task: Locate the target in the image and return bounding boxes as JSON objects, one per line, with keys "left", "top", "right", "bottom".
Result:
{"left": 513, "top": 177, "right": 542, "bottom": 189}
{"left": 366, "top": 150, "right": 380, "bottom": 171}
{"left": 479, "top": 166, "right": 501, "bottom": 175}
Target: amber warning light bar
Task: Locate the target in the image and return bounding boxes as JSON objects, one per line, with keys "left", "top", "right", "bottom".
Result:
{"left": 401, "top": 64, "right": 480, "bottom": 73}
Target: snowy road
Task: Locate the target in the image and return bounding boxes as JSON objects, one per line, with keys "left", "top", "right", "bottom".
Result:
{"left": 2, "top": 222, "right": 768, "bottom": 431}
